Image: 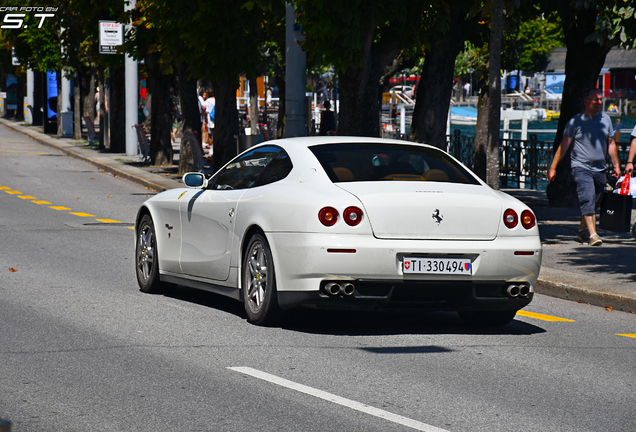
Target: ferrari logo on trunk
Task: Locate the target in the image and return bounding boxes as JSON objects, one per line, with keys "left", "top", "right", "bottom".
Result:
{"left": 432, "top": 209, "right": 443, "bottom": 225}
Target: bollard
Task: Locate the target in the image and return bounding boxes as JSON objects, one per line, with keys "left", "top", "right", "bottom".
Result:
{"left": 0, "top": 419, "right": 11, "bottom": 432}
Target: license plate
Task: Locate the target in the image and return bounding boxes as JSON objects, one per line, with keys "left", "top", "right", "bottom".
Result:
{"left": 403, "top": 257, "right": 472, "bottom": 275}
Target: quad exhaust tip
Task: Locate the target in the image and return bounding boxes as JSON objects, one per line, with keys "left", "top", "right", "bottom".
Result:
{"left": 506, "top": 284, "right": 530, "bottom": 298}
{"left": 324, "top": 282, "right": 356, "bottom": 296}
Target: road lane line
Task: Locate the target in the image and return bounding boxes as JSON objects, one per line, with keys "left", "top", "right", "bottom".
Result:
{"left": 95, "top": 219, "right": 122, "bottom": 223}
{"left": 18, "top": 195, "right": 36, "bottom": 199}
{"left": 228, "top": 366, "right": 449, "bottom": 432}
{"left": 616, "top": 334, "right": 636, "bottom": 339}
{"left": 50, "top": 206, "right": 71, "bottom": 210}
{"left": 5, "top": 190, "right": 22, "bottom": 194}
{"left": 70, "top": 212, "right": 96, "bottom": 217}
{"left": 516, "top": 310, "right": 575, "bottom": 322}
{"left": 32, "top": 200, "right": 51, "bottom": 204}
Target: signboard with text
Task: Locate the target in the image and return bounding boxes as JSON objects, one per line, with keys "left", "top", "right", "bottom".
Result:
{"left": 99, "top": 21, "right": 123, "bottom": 54}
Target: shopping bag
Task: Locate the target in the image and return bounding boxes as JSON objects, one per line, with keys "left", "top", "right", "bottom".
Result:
{"left": 599, "top": 192, "right": 633, "bottom": 232}
{"left": 613, "top": 173, "right": 636, "bottom": 196}
{"left": 620, "top": 173, "right": 631, "bottom": 195}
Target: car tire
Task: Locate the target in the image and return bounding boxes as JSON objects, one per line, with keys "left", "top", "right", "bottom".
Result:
{"left": 136, "top": 214, "right": 168, "bottom": 294}
{"left": 242, "top": 233, "right": 281, "bottom": 326}
{"left": 458, "top": 310, "right": 517, "bottom": 327}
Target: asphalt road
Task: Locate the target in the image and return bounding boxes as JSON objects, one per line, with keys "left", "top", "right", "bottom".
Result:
{"left": 1, "top": 125, "right": 636, "bottom": 432}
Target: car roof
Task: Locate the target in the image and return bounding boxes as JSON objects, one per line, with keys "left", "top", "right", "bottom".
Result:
{"left": 259, "top": 136, "right": 433, "bottom": 150}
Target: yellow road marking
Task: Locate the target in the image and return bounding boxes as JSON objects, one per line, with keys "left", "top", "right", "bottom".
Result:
{"left": 95, "top": 219, "right": 122, "bottom": 223}
{"left": 616, "top": 334, "right": 636, "bottom": 339}
{"left": 50, "top": 206, "right": 71, "bottom": 210}
{"left": 18, "top": 195, "right": 36, "bottom": 200}
{"left": 32, "top": 200, "right": 51, "bottom": 204}
{"left": 128, "top": 227, "right": 135, "bottom": 230}
{"left": 70, "top": 212, "right": 95, "bottom": 217}
{"left": 5, "top": 190, "right": 22, "bottom": 194}
{"left": 516, "top": 310, "right": 575, "bottom": 322}
{"left": 0, "top": 186, "right": 10, "bottom": 190}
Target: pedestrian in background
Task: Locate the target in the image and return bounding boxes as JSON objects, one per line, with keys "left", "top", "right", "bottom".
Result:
{"left": 548, "top": 88, "right": 621, "bottom": 246}
{"left": 625, "top": 125, "right": 636, "bottom": 175}
{"left": 204, "top": 88, "right": 215, "bottom": 151}
{"left": 199, "top": 89, "right": 209, "bottom": 145}
{"left": 318, "top": 100, "right": 336, "bottom": 136}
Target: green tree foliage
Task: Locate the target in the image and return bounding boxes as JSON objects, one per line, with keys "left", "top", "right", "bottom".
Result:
{"left": 126, "top": 0, "right": 283, "bottom": 169}
{"left": 546, "top": 0, "right": 636, "bottom": 206}
{"left": 0, "top": 1, "right": 62, "bottom": 74}
{"left": 298, "top": 0, "right": 447, "bottom": 137}
{"left": 509, "top": 13, "right": 563, "bottom": 72}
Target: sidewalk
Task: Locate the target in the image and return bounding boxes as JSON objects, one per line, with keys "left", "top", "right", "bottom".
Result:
{"left": 2, "top": 118, "right": 636, "bottom": 313}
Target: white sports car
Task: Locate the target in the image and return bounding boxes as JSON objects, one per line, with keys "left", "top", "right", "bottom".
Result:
{"left": 135, "top": 137, "right": 542, "bottom": 326}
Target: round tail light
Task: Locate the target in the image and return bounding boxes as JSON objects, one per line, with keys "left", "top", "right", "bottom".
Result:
{"left": 503, "top": 209, "right": 518, "bottom": 228}
{"left": 521, "top": 210, "right": 536, "bottom": 229}
{"left": 319, "top": 207, "right": 339, "bottom": 226}
{"left": 343, "top": 206, "right": 363, "bottom": 226}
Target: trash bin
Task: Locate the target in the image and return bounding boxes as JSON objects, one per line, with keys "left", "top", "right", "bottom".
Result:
{"left": 60, "top": 111, "right": 73, "bottom": 137}
{"left": 237, "top": 134, "right": 264, "bottom": 153}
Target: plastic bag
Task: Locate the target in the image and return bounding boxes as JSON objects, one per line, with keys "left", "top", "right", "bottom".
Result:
{"left": 613, "top": 174, "right": 636, "bottom": 196}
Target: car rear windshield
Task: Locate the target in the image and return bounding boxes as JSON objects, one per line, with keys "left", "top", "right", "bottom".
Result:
{"left": 309, "top": 143, "right": 480, "bottom": 185}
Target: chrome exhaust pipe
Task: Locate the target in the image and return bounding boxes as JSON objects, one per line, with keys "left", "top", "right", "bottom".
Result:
{"left": 341, "top": 283, "right": 355, "bottom": 296}
{"left": 506, "top": 285, "right": 520, "bottom": 298}
{"left": 325, "top": 282, "right": 341, "bottom": 296}
{"left": 519, "top": 285, "right": 530, "bottom": 297}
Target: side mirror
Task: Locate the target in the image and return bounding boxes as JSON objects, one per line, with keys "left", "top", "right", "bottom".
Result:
{"left": 182, "top": 172, "right": 208, "bottom": 189}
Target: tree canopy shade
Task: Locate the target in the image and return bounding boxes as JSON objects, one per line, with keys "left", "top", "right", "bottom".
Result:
{"left": 547, "top": 0, "right": 636, "bottom": 205}
{"left": 125, "top": 0, "right": 284, "bottom": 169}
{"left": 505, "top": 12, "right": 564, "bottom": 73}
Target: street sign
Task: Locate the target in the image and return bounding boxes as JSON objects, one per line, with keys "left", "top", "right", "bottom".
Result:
{"left": 99, "top": 21, "right": 123, "bottom": 54}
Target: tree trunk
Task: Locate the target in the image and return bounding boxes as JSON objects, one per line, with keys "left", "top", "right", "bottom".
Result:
{"left": 109, "top": 66, "right": 126, "bottom": 153}
{"left": 82, "top": 69, "right": 95, "bottom": 122}
{"left": 409, "top": 44, "right": 462, "bottom": 149}
{"left": 338, "top": 27, "right": 400, "bottom": 137}
{"left": 546, "top": 1, "right": 612, "bottom": 206}
{"left": 74, "top": 72, "right": 82, "bottom": 140}
{"left": 177, "top": 61, "right": 201, "bottom": 174}
{"left": 473, "top": 82, "right": 490, "bottom": 181}
{"left": 212, "top": 78, "right": 240, "bottom": 171}
{"left": 486, "top": 0, "right": 504, "bottom": 190}
{"left": 410, "top": 1, "right": 476, "bottom": 149}
{"left": 145, "top": 52, "right": 173, "bottom": 166}
{"left": 98, "top": 68, "right": 106, "bottom": 150}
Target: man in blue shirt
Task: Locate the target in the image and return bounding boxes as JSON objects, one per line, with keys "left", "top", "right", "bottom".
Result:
{"left": 548, "top": 88, "right": 621, "bottom": 246}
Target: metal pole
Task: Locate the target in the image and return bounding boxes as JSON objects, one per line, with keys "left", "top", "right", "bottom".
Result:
{"left": 125, "top": 0, "right": 138, "bottom": 156}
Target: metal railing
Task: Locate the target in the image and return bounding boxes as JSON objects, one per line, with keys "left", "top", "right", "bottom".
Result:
{"left": 386, "top": 129, "right": 631, "bottom": 191}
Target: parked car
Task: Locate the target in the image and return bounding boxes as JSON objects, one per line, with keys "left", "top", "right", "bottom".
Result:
{"left": 135, "top": 137, "right": 542, "bottom": 326}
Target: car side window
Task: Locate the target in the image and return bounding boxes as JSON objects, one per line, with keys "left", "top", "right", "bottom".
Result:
{"left": 252, "top": 152, "right": 293, "bottom": 187}
{"left": 210, "top": 146, "right": 288, "bottom": 190}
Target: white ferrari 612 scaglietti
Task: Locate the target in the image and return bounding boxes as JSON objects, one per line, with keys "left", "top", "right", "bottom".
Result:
{"left": 135, "top": 137, "right": 542, "bottom": 326}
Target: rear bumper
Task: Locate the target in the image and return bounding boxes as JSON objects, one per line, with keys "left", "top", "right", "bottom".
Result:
{"left": 278, "top": 280, "right": 533, "bottom": 311}
{"left": 266, "top": 232, "right": 542, "bottom": 298}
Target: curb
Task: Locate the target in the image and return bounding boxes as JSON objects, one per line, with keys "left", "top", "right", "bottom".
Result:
{"left": 537, "top": 274, "right": 636, "bottom": 313}
{"left": 0, "top": 118, "right": 179, "bottom": 192}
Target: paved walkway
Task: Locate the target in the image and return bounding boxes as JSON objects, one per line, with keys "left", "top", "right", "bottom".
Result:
{"left": 2, "top": 118, "right": 635, "bottom": 313}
